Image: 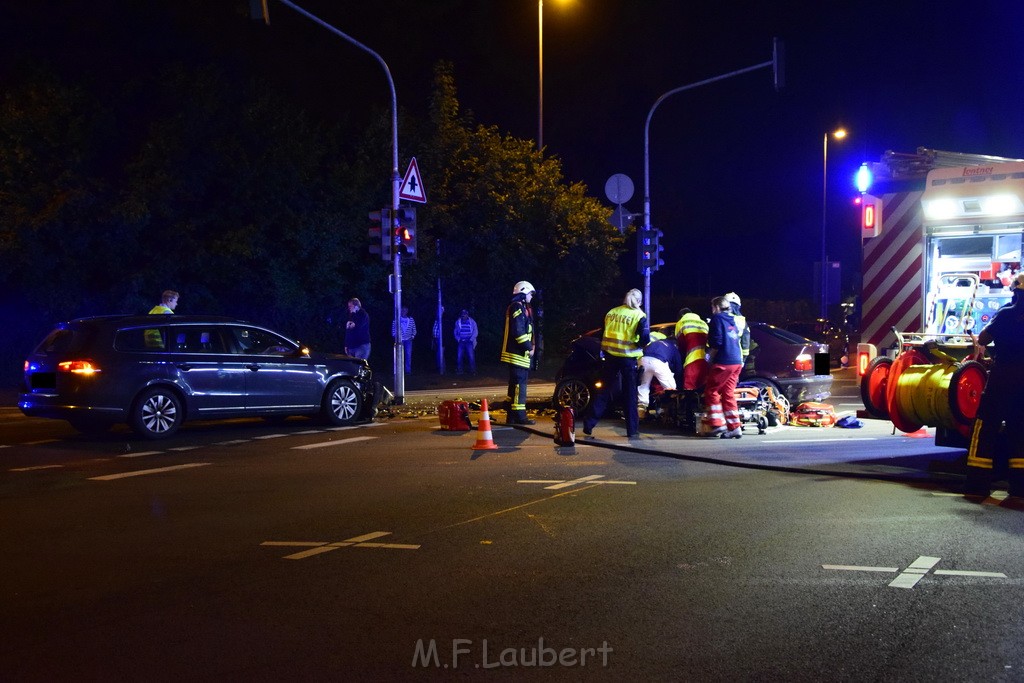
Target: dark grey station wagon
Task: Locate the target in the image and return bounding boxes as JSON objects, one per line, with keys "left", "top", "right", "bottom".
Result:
{"left": 19, "top": 315, "right": 378, "bottom": 439}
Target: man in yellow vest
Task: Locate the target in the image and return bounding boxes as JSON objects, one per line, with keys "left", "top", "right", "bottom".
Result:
{"left": 583, "top": 289, "right": 650, "bottom": 439}
{"left": 145, "top": 289, "right": 179, "bottom": 348}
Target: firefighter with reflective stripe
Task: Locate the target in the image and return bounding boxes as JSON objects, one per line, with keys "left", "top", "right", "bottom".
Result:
{"left": 583, "top": 289, "right": 650, "bottom": 439}
{"left": 965, "top": 273, "right": 1024, "bottom": 496}
{"left": 500, "top": 281, "right": 536, "bottom": 425}
{"left": 674, "top": 307, "right": 709, "bottom": 390}
{"left": 702, "top": 295, "right": 744, "bottom": 439}
{"left": 724, "top": 292, "right": 750, "bottom": 359}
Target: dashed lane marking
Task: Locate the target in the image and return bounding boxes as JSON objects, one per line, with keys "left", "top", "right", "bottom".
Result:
{"left": 518, "top": 474, "right": 636, "bottom": 489}
{"left": 823, "top": 554, "right": 1008, "bottom": 589}
{"left": 262, "top": 531, "right": 419, "bottom": 559}
{"left": 9, "top": 464, "right": 63, "bottom": 472}
{"left": 89, "top": 463, "right": 211, "bottom": 481}
{"left": 117, "top": 450, "right": 163, "bottom": 459}
{"left": 290, "top": 436, "right": 377, "bottom": 450}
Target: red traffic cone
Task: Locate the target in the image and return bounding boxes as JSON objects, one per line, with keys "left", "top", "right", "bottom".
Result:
{"left": 471, "top": 398, "right": 499, "bottom": 450}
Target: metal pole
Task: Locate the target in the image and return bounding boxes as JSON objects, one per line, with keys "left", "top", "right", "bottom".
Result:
{"left": 643, "top": 58, "right": 773, "bottom": 320}
{"left": 538, "top": 0, "right": 543, "bottom": 151}
{"left": 274, "top": 0, "right": 405, "bottom": 403}
{"left": 821, "top": 132, "right": 828, "bottom": 320}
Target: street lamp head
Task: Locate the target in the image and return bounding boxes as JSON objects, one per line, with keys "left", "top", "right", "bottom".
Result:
{"left": 832, "top": 128, "right": 848, "bottom": 140}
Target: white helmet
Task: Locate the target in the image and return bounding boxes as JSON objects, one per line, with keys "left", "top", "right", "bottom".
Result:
{"left": 725, "top": 292, "right": 741, "bottom": 306}
{"left": 513, "top": 281, "right": 535, "bottom": 296}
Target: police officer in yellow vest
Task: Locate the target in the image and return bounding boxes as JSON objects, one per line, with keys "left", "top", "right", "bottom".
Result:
{"left": 583, "top": 288, "right": 650, "bottom": 439}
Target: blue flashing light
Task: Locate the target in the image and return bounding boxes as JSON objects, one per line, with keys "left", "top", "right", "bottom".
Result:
{"left": 855, "top": 163, "right": 873, "bottom": 193}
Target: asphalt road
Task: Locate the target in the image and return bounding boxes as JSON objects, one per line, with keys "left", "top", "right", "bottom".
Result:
{"left": 2, "top": 374, "right": 1023, "bottom": 680}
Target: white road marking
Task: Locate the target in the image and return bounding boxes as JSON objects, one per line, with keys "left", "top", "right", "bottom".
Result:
{"left": 261, "top": 531, "right": 419, "bottom": 559}
{"left": 10, "top": 464, "right": 64, "bottom": 472}
{"left": 214, "top": 440, "right": 250, "bottom": 446}
{"left": 290, "top": 436, "right": 377, "bottom": 450}
{"left": 292, "top": 430, "right": 323, "bottom": 435}
{"left": 823, "top": 555, "right": 1008, "bottom": 589}
{"left": 168, "top": 446, "right": 201, "bottom": 452}
{"left": 822, "top": 564, "right": 899, "bottom": 573}
{"left": 254, "top": 433, "right": 288, "bottom": 440}
{"left": 326, "top": 422, "right": 385, "bottom": 432}
{"left": 117, "top": 450, "right": 163, "bottom": 459}
{"left": 518, "top": 474, "right": 637, "bottom": 489}
{"left": 89, "top": 462, "right": 211, "bottom": 480}
{"left": 889, "top": 556, "right": 941, "bottom": 588}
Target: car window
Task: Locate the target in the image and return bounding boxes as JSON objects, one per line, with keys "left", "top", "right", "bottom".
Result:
{"left": 34, "top": 328, "right": 82, "bottom": 355}
{"left": 762, "top": 325, "right": 813, "bottom": 344}
{"left": 116, "top": 327, "right": 168, "bottom": 352}
{"left": 229, "top": 326, "right": 296, "bottom": 356}
{"left": 165, "top": 326, "right": 229, "bottom": 353}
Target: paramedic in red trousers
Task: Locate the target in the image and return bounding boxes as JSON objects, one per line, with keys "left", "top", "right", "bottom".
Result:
{"left": 583, "top": 288, "right": 650, "bottom": 439}
{"left": 702, "top": 296, "right": 744, "bottom": 439}
{"left": 637, "top": 334, "right": 682, "bottom": 414}
{"left": 500, "top": 281, "right": 536, "bottom": 425}
{"left": 965, "top": 273, "right": 1024, "bottom": 497}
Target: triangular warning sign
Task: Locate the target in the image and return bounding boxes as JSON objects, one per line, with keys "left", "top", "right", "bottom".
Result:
{"left": 399, "top": 157, "right": 426, "bottom": 203}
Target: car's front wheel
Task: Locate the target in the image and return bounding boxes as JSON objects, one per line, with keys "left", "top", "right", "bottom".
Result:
{"left": 322, "top": 379, "right": 363, "bottom": 425}
{"left": 553, "top": 378, "right": 591, "bottom": 412}
{"left": 130, "top": 386, "right": 183, "bottom": 439}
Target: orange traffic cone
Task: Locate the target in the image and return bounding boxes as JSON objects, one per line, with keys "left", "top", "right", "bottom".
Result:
{"left": 471, "top": 398, "right": 499, "bottom": 450}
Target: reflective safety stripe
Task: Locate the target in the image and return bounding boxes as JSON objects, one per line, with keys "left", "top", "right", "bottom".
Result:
{"left": 966, "top": 419, "right": 993, "bottom": 469}
{"left": 684, "top": 347, "right": 706, "bottom": 365}
{"left": 602, "top": 306, "right": 647, "bottom": 357}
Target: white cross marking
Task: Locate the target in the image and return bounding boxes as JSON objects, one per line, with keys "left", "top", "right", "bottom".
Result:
{"left": 823, "top": 555, "right": 1007, "bottom": 589}
{"left": 261, "top": 531, "right": 419, "bottom": 559}
{"left": 517, "top": 474, "right": 636, "bottom": 490}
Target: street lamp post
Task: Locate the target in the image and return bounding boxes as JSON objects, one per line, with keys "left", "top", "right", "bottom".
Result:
{"left": 821, "top": 128, "right": 847, "bottom": 319}
{"left": 538, "top": 0, "right": 543, "bottom": 150}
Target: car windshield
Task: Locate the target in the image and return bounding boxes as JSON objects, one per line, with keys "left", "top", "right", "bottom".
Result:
{"left": 761, "top": 325, "right": 814, "bottom": 344}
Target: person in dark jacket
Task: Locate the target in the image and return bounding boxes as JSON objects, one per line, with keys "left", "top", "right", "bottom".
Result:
{"left": 638, "top": 335, "right": 682, "bottom": 411}
{"left": 702, "top": 296, "right": 744, "bottom": 439}
{"left": 344, "top": 298, "right": 371, "bottom": 360}
{"left": 965, "top": 273, "right": 1024, "bottom": 496}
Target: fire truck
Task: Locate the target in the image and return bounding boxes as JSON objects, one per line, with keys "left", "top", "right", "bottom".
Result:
{"left": 855, "top": 148, "right": 1023, "bottom": 447}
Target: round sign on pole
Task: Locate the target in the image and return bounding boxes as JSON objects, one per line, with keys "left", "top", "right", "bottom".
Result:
{"left": 605, "top": 173, "right": 634, "bottom": 205}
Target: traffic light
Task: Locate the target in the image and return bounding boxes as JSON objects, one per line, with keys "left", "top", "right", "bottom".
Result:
{"left": 637, "top": 227, "right": 664, "bottom": 273}
{"left": 368, "top": 208, "right": 392, "bottom": 261}
{"left": 396, "top": 207, "right": 417, "bottom": 260}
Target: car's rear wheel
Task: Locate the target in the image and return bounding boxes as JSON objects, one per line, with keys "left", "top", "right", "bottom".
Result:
{"left": 322, "top": 379, "right": 363, "bottom": 425}
{"left": 553, "top": 378, "right": 591, "bottom": 412}
{"left": 68, "top": 416, "right": 114, "bottom": 435}
{"left": 130, "top": 386, "right": 183, "bottom": 439}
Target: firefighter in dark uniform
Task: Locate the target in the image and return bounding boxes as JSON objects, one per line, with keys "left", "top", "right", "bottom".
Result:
{"left": 583, "top": 288, "right": 650, "bottom": 439}
{"left": 501, "top": 281, "right": 536, "bottom": 425}
{"left": 966, "top": 273, "right": 1024, "bottom": 496}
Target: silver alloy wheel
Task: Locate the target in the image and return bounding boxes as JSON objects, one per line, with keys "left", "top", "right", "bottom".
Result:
{"left": 326, "top": 379, "right": 362, "bottom": 425}
{"left": 131, "top": 387, "right": 183, "bottom": 439}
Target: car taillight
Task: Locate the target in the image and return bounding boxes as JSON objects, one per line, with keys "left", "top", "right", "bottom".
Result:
{"left": 58, "top": 360, "right": 100, "bottom": 375}
{"left": 794, "top": 354, "right": 812, "bottom": 372}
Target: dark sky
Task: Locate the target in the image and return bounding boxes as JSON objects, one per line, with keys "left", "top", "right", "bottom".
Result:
{"left": 8, "top": 0, "right": 1024, "bottom": 302}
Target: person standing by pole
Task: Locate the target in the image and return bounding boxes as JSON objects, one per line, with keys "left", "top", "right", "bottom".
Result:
{"left": 500, "top": 281, "right": 536, "bottom": 425}
{"left": 454, "top": 309, "right": 479, "bottom": 375}
{"left": 583, "top": 288, "right": 650, "bottom": 439}
{"left": 391, "top": 306, "right": 417, "bottom": 374}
